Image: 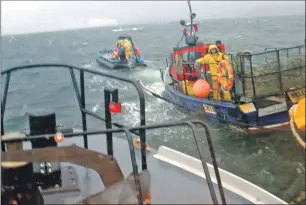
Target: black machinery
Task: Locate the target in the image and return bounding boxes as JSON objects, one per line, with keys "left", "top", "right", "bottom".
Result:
{"left": 28, "top": 111, "right": 62, "bottom": 189}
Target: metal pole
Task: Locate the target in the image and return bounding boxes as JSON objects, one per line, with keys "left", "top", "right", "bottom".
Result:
{"left": 1, "top": 72, "right": 11, "bottom": 151}
{"left": 80, "top": 70, "right": 88, "bottom": 149}
{"left": 249, "top": 57, "right": 256, "bottom": 98}
{"left": 104, "top": 89, "right": 113, "bottom": 156}
{"left": 276, "top": 50, "right": 283, "bottom": 92}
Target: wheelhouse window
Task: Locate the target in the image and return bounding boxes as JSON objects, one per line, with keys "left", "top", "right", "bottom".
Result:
{"left": 180, "top": 51, "right": 201, "bottom": 63}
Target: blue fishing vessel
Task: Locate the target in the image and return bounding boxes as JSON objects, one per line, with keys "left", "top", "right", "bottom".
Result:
{"left": 96, "top": 34, "right": 147, "bottom": 70}
{"left": 144, "top": 1, "right": 305, "bottom": 134}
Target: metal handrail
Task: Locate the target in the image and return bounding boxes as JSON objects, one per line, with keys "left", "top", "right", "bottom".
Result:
{"left": 1, "top": 63, "right": 147, "bottom": 170}
{"left": 1, "top": 119, "right": 226, "bottom": 205}
{"left": 1, "top": 62, "right": 227, "bottom": 204}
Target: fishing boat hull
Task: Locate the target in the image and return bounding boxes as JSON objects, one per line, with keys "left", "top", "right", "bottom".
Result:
{"left": 165, "top": 85, "right": 304, "bottom": 134}
{"left": 96, "top": 49, "right": 147, "bottom": 70}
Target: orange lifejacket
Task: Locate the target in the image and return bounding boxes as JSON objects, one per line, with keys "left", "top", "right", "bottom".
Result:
{"left": 112, "top": 47, "right": 119, "bottom": 59}
{"left": 135, "top": 48, "right": 140, "bottom": 57}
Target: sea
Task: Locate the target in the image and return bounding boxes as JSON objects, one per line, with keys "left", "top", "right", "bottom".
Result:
{"left": 1, "top": 15, "right": 305, "bottom": 203}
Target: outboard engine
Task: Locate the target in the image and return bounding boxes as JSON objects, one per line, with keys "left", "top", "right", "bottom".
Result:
{"left": 28, "top": 111, "right": 62, "bottom": 190}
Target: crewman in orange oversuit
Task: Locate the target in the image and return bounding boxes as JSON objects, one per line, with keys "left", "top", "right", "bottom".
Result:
{"left": 194, "top": 44, "right": 231, "bottom": 101}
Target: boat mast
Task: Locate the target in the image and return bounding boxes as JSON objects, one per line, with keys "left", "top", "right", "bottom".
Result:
{"left": 176, "top": 0, "right": 197, "bottom": 47}
{"left": 187, "top": 0, "right": 194, "bottom": 35}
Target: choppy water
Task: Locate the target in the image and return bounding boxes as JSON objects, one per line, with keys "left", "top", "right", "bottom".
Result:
{"left": 1, "top": 15, "right": 305, "bottom": 202}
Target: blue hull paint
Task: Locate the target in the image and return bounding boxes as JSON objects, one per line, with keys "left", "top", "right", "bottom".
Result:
{"left": 166, "top": 86, "right": 290, "bottom": 132}
{"left": 257, "top": 111, "right": 289, "bottom": 126}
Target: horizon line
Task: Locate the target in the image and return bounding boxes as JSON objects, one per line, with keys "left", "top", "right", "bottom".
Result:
{"left": 1, "top": 14, "right": 304, "bottom": 37}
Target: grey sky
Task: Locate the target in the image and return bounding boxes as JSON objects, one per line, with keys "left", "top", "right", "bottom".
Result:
{"left": 1, "top": 1, "right": 305, "bottom": 35}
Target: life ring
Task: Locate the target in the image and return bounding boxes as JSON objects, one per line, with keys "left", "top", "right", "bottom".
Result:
{"left": 134, "top": 48, "right": 140, "bottom": 57}
{"left": 217, "top": 60, "right": 234, "bottom": 91}
{"left": 133, "top": 138, "right": 150, "bottom": 152}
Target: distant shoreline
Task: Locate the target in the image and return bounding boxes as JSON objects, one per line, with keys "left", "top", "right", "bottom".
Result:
{"left": 1, "top": 14, "right": 304, "bottom": 37}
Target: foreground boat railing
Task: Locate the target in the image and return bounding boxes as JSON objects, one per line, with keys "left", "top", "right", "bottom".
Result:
{"left": 1, "top": 63, "right": 227, "bottom": 204}
{"left": 1, "top": 63, "right": 147, "bottom": 170}
{"left": 1, "top": 120, "right": 226, "bottom": 204}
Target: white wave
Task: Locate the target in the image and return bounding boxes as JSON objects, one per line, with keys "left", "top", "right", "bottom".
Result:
{"left": 234, "top": 35, "right": 242, "bottom": 39}
{"left": 92, "top": 103, "right": 101, "bottom": 113}
{"left": 88, "top": 76, "right": 130, "bottom": 93}
{"left": 121, "top": 102, "right": 140, "bottom": 127}
{"left": 144, "top": 82, "right": 165, "bottom": 96}
{"left": 81, "top": 62, "right": 93, "bottom": 69}
{"left": 112, "top": 27, "right": 143, "bottom": 32}
{"left": 81, "top": 42, "right": 88, "bottom": 46}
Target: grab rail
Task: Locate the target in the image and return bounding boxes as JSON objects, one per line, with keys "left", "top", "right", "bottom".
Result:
{"left": 1, "top": 63, "right": 148, "bottom": 170}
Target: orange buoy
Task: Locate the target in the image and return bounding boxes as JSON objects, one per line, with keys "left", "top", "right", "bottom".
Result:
{"left": 54, "top": 132, "right": 64, "bottom": 143}
{"left": 192, "top": 79, "right": 210, "bottom": 98}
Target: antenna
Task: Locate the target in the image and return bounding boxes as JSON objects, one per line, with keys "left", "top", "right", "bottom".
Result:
{"left": 187, "top": 0, "right": 196, "bottom": 35}
{"left": 177, "top": 0, "right": 198, "bottom": 47}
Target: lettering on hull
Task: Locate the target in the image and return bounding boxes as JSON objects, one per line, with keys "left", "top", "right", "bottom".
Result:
{"left": 287, "top": 88, "right": 305, "bottom": 103}
{"left": 203, "top": 104, "right": 216, "bottom": 114}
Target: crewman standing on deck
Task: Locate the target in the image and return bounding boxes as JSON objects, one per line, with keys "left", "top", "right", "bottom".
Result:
{"left": 123, "top": 39, "right": 132, "bottom": 61}
{"left": 117, "top": 42, "right": 126, "bottom": 61}
{"left": 115, "top": 39, "right": 132, "bottom": 61}
{"left": 194, "top": 44, "right": 231, "bottom": 101}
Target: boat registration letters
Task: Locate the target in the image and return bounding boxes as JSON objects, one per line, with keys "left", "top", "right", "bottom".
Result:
{"left": 203, "top": 104, "right": 216, "bottom": 114}
{"left": 287, "top": 88, "right": 305, "bottom": 104}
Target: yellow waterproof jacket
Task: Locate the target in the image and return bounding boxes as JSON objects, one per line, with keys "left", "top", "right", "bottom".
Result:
{"left": 123, "top": 39, "right": 132, "bottom": 59}
{"left": 195, "top": 44, "right": 231, "bottom": 101}
{"left": 195, "top": 45, "right": 229, "bottom": 76}
{"left": 116, "top": 39, "right": 132, "bottom": 60}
